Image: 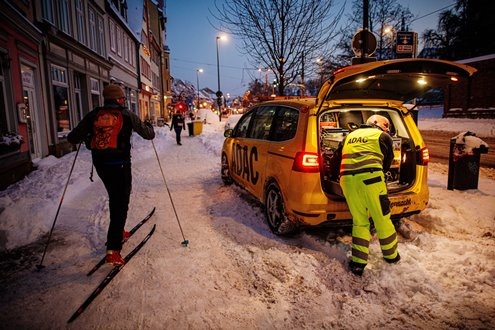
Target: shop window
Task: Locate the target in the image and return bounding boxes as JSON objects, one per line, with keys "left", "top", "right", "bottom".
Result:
{"left": 51, "top": 65, "right": 71, "bottom": 138}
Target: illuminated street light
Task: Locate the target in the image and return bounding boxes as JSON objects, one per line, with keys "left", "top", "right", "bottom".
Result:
{"left": 196, "top": 68, "right": 203, "bottom": 110}
{"left": 379, "top": 25, "right": 394, "bottom": 60}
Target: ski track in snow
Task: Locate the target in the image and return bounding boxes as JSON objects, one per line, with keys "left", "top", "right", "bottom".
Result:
{"left": 0, "top": 123, "right": 494, "bottom": 329}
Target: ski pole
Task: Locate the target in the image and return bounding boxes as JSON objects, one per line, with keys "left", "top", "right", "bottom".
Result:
{"left": 151, "top": 140, "right": 189, "bottom": 247}
{"left": 36, "top": 143, "right": 82, "bottom": 270}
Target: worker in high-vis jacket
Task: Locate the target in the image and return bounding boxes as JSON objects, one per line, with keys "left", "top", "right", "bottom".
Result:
{"left": 339, "top": 114, "right": 400, "bottom": 276}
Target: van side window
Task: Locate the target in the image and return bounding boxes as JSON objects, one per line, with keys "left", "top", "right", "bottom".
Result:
{"left": 271, "top": 107, "right": 299, "bottom": 141}
{"left": 249, "top": 106, "right": 276, "bottom": 140}
{"left": 233, "top": 111, "right": 253, "bottom": 138}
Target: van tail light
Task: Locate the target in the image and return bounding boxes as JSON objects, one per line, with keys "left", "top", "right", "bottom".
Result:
{"left": 292, "top": 152, "right": 320, "bottom": 172}
{"left": 417, "top": 147, "right": 429, "bottom": 165}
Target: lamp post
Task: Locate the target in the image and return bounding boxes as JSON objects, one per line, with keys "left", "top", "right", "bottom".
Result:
{"left": 196, "top": 68, "right": 203, "bottom": 111}
{"left": 216, "top": 35, "right": 226, "bottom": 121}
{"left": 258, "top": 68, "right": 270, "bottom": 96}
{"left": 316, "top": 58, "right": 323, "bottom": 87}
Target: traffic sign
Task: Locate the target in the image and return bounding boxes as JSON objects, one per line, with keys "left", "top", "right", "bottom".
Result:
{"left": 396, "top": 31, "right": 417, "bottom": 55}
{"left": 352, "top": 29, "right": 377, "bottom": 56}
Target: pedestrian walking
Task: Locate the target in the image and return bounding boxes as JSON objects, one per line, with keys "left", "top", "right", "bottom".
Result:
{"left": 339, "top": 114, "right": 400, "bottom": 276}
{"left": 67, "top": 84, "right": 155, "bottom": 266}
{"left": 170, "top": 109, "right": 185, "bottom": 145}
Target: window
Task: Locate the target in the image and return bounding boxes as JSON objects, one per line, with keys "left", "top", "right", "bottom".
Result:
{"left": 117, "top": 27, "right": 122, "bottom": 56}
{"left": 233, "top": 112, "right": 253, "bottom": 138}
{"left": 97, "top": 16, "right": 105, "bottom": 56}
{"left": 51, "top": 65, "right": 70, "bottom": 138}
{"left": 129, "top": 42, "right": 135, "bottom": 66}
{"left": 90, "top": 78, "right": 100, "bottom": 95}
{"left": 88, "top": 8, "right": 97, "bottom": 52}
{"left": 42, "top": 0, "right": 54, "bottom": 24}
{"left": 123, "top": 36, "right": 128, "bottom": 61}
{"left": 58, "top": 0, "right": 71, "bottom": 35}
{"left": 271, "top": 107, "right": 299, "bottom": 141}
{"left": 109, "top": 20, "right": 116, "bottom": 52}
{"left": 141, "top": 57, "right": 151, "bottom": 79}
{"left": 249, "top": 106, "right": 276, "bottom": 140}
{"left": 75, "top": 0, "right": 86, "bottom": 44}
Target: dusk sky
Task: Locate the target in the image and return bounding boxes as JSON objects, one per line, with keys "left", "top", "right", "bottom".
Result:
{"left": 166, "top": 0, "right": 456, "bottom": 97}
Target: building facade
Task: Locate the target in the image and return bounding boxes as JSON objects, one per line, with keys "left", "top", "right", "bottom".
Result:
{"left": 444, "top": 54, "right": 495, "bottom": 118}
{"left": 0, "top": 0, "right": 171, "bottom": 190}
{"left": 0, "top": 0, "right": 44, "bottom": 188}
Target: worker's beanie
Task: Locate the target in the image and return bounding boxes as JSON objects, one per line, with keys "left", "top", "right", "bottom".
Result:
{"left": 103, "top": 84, "right": 125, "bottom": 100}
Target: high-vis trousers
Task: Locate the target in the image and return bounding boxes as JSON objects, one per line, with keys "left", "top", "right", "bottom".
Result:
{"left": 340, "top": 171, "right": 399, "bottom": 265}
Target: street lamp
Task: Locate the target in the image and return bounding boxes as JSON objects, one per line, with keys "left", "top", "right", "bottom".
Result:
{"left": 196, "top": 68, "right": 203, "bottom": 110}
{"left": 216, "top": 35, "right": 226, "bottom": 121}
{"left": 379, "top": 25, "right": 393, "bottom": 59}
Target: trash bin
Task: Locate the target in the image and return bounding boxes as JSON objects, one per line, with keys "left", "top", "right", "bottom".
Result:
{"left": 447, "top": 131, "right": 489, "bottom": 190}
{"left": 192, "top": 120, "right": 203, "bottom": 136}
{"left": 187, "top": 122, "right": 194, "bottom": 136}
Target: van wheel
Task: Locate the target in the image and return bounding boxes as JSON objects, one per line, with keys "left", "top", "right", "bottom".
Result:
{"left": 265, "top": 183, "right": 298, "bottom": 236}
{"left": 221, "top": 153, "right": 233, "bottom": 185}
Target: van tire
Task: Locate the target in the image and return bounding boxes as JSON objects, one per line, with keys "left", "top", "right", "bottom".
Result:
{"left": 221, "top": 153, "right": 233, "bottom": 185}
{"left": 265, "top": 183, "right": 298, "bottom": 236}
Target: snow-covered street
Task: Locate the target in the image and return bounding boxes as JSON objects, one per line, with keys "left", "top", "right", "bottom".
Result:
{"left": 0, "top": 116, "right": 494, "bottom": 329}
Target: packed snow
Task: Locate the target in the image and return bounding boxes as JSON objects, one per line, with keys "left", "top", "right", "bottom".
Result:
{"left": 0, "top": 110, "right": 494, "bottom": 329}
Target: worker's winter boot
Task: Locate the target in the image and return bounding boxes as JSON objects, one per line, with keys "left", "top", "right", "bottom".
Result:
{"left": 384, "top": 253, "right": 401, "bottom": 264}
{"left": 349, "top": 260, "right": 366, "bottom": 276}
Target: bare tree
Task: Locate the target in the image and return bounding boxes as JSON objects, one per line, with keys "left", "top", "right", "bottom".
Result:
{"left": 210, "top": 0, "right": 345, "bottom": 96}
{"left": 334, "top": 0, "right": 412, "bottom": 62}
{"left": 422, "top": 0, "right": 495, "bottom": 60}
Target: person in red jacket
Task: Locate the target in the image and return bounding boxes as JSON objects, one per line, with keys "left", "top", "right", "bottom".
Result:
{"left": 67, "top": 84, "right": 155, "bottom": 266}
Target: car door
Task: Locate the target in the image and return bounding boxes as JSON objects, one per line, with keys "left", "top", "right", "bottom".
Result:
{"left": 228, "top": 106, "right": 275, "bottom": 199}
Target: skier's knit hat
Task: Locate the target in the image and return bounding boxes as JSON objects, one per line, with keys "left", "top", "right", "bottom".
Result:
{"left": 103, "top": 84, "right": 125, "bottom": 100}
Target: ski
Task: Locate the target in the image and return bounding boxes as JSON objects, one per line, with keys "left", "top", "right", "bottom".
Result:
{"left": 86, "top": 207, "right": 156, "bottom": 276}
{"left": 68, "top": 224, "right": 156, "bottom": 323}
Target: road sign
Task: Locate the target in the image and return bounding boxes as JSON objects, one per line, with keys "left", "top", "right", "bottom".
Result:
{"left": 352, "top": 29, "right": 377, "bottom": 56}
{"left": 396, "top": 31, "right": 418, "bottom": 55}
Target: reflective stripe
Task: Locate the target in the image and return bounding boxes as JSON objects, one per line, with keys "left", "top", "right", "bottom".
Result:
{"left": 352, "top": 248, "right": 369, "bottom": 261}
{"left": 340, "top": 158, "right": 383, "bottom": 170}
{"left": 340, "top": 129, "right": 384, "bottom": 175}
{"left": 379, "top": 232, "right": 397, "bottom": 246}
{"left": 342, "top": 151, "right": 383, "bottom": 160}
{"left": 381, "top": 243, "right": 398, "bottom": 256}
{"left": 352, "top": 236, "right": 370, "bottom": 248}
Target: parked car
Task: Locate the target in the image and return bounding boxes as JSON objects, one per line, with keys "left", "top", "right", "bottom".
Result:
{"left": 221, "top": 59, "right": 476, "bottom": 235}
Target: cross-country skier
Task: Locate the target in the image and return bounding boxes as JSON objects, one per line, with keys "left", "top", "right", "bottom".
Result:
{"left": 68, "top": 84, "right": 155, "bottom": 265}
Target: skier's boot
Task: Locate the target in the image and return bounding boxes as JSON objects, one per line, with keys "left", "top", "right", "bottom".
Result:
{"left": 123, "top": 230, "right": 131, "bottom": 241}
{"left": 106, "top": 250, "right": 125, "bottom": 266}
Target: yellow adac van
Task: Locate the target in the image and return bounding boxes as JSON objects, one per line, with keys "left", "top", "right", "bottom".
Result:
{"left": 221, "top": 58, "right": 476, "bottom": 235}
